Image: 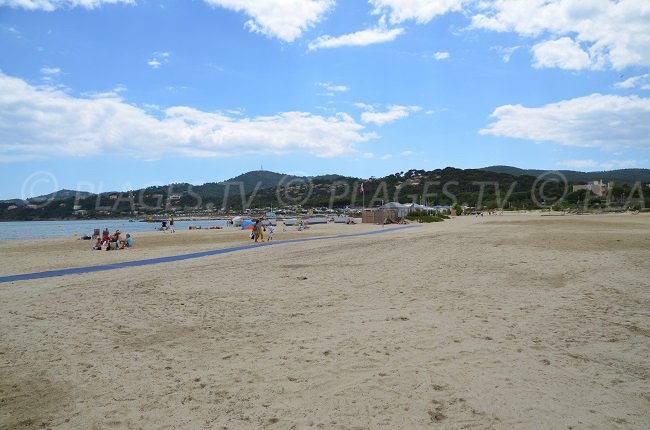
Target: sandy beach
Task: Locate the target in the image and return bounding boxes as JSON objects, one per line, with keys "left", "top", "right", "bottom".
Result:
{"left": 1, "top": 213, "right": 649, "bottom": 429}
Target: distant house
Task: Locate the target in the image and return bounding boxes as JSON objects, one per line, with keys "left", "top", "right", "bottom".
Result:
{"left": 169, "top": 194, "right": 182, "bottom": 201}
{"left": 572, "top": 180, "right": 612, "bottom": 198}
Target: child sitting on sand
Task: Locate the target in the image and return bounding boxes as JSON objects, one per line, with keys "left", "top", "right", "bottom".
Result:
{"left": 92, "top": 237, "right": 102, "bottom": 250}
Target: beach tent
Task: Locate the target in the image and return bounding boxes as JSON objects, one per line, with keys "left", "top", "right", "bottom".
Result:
{"left": 241, "top": 220, "right": 255, "bottom": 230}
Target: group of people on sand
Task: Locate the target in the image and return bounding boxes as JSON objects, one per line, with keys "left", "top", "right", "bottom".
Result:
{"left": 251, "top": 218, "right": 274, "bottom": 243}
{"left": 92, "top": 229, "right": 133, "bottom": 251}
{"left": 161, "top": 218, "right": 175, "bottom": 232}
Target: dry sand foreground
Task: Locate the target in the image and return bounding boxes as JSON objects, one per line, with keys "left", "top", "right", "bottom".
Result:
{"left": 1, "top": 213, "right": 649, "bottom": 429}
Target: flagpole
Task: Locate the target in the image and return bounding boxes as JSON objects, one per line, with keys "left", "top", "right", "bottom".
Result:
{"left": 361, "top": 182, "right": 365, "bottom": 210}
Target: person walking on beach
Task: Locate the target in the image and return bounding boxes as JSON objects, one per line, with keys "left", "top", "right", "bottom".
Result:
{"left": 169, "top": 217, "right": 175, "bottom": 233}
{"left": 252, "top": 219, "right": 261, "bottom": 243}
{"left": 267, "top": 224, "right": 274, "bottom": 241}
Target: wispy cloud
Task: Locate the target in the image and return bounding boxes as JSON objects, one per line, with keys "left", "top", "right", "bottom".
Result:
{"left": 308, "top": 26, "right": 404, "bottom": 50}
{"left": 615, "top": 74, "right": 650, "bottom": 91}
{"left": 433, "top": 51, "right": 449, "bottom": 60}
{"left": 425, "top": 108, "right": 447, "bottom": 115}
{"left": 0, "top": 72, "right": 374, "bottom": 161}
{"left": 0, "top": 0, "right": 135, "bottom": 11}
{"left": 148, "top": 52, "right": 170, "bottom": 69}
{"left": 40, "top": 67, "right": 61, "bottom": 76}
{"left": 490, "top": 45, "right": 521, "bottom": 63}
{"left": 358, "top": 104, "right": 421, "bottom": 126}
{"left": 83, "top": 84, "right": 128, "bottom": 99}
{"left": 480, "top": 94, "right": 650, "bottom": 150}
{"left": 315, "top": 82, "right": 350, "bottom": 96}
{"left": 1, "top": 24, "right": 22, "bottom": 38}
{"left": 370, "top": 0, "right": 466, "bottom": 24}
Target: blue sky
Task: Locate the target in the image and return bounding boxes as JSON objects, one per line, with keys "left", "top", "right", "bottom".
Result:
{"left": 0, "top": 0, "right": 649, "bottom": 199}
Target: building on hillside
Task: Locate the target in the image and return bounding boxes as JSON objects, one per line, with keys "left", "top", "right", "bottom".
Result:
{"left": 572, "top": 180, "right": 612, "bottom": 198}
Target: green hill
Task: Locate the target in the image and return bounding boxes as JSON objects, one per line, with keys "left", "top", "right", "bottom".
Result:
{"left": 0, "top": 189, "right": 96, "bottom": 205}
{"left": 1, "top": 167, "right": 647, "bottom": 220}
{"left": 481, "top": 165, "right": 650, "bottom": 184}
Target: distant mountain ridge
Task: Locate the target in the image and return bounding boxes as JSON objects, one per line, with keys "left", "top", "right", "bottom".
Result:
{"left": 0, "top": 171, "right": 350, "bottom": 204}
{"left": 1, "top": 189, "right": 95, "bottom": 206}
{"left": 2, "top": 166, "right": 648, "bottom": 220}
{"left": 3, "top": 167, "right": 649, "bottom": 205}
{"left": 480, "top": 166, "right": 650, "bottom": 184}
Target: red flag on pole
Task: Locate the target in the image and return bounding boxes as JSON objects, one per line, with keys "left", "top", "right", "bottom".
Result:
{"left": 360, "top": 182, "right": 364, "bottom": 194}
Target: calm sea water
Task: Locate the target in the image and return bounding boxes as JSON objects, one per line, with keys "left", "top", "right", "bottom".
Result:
{"left": 0, "top": 219, "right": 230, "bottom": 240}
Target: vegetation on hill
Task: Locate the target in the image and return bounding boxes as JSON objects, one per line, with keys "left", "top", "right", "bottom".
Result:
{"left": 0, "top": 167, "right": 647, "bottom": 220}
{"left": 481, "top": 165, "right": 650, "bottom": 185}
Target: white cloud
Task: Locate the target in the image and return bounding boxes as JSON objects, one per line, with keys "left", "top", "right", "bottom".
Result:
{"left": 400, "top": 150, "right": 414, "bottom": 156}
{"left": 370, "top": 0, "right": 466, "bottom": 24}
{"left": 362, "top": 152, "right": 375, "bottom": 158}
{"left": 0, "top": 0, "right": 134, "bottom": 11}
{"left": 471, "top": 0, "right": 650, "bottom": 70}
{"left": 308, "top": 26, "right": 404, "bottom": 50}
{"left": 0, "top": 72, "right": 373, "bottom": 161}
{"left": 532, "top": 37, "right": 593, "bottom": 70}
{"left": 359, "top": 104, "right": 421, "bottom": 126}
{"left": 148, "top": 51, "right": 170, "bottom": 69}
{"left": 203, "top": 0, "right": 333, "bottom": 42}
{"left": 315, "top": 82, "right": 350, "bottom": 94}
{"left": 615, "top": 73, "right": 650, "bottom": 90}
{"left": 480, "top": 93, "right": 650, "bottom": 150}
{"left": 557, "top": 159, "right": 641, "bottom": 170}
{"left": 83, "top": 84, "right": 128, "bottom": 99}
{"left": 381, "top": 154, "right": 393, "bottom": 160}
{"left": 40, "top": 67, "right": 61, "bottom": 76}
{"left": 433, "top": 51, "right": 450, "bottom": 60}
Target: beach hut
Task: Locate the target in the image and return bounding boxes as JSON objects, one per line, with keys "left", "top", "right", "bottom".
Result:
{"left": 380, "top": 202, "right": 412, "bottom": 218}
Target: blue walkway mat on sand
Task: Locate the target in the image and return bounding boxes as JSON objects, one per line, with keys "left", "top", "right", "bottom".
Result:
{"left": 0, "top": 225, "right": 417, "bottom": 284}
